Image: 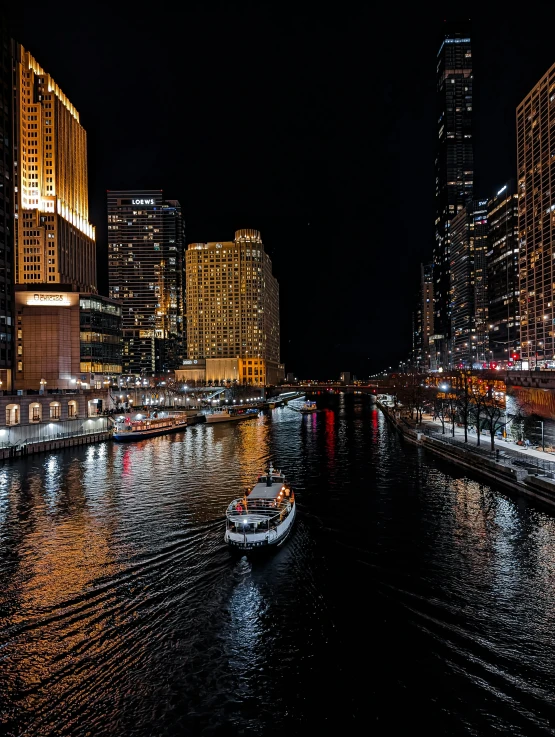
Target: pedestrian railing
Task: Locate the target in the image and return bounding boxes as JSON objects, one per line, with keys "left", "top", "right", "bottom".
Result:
{"left": 422, "top": 425, "right": 555, "bottom": 474}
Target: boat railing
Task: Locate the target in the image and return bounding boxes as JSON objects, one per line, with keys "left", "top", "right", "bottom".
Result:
{"left": 226, "top": 497, "right": 293, "bottom": 532}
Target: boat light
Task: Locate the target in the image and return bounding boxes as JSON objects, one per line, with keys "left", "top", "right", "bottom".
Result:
{"left": 243, "top": 518, "right": 248, "bottom": 524}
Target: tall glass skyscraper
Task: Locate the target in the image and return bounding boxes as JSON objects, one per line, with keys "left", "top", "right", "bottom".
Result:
{"left": 433, "top": 20, "right": 474, "bottom": 366}
{"left": 517, "top": 62, "right": 555, "bottom": 368}
{"left": 107, "top": 190, "right": 185, "bottom": 375}
{"left": 487, "top": 182, "right": 519, "bottom": 363}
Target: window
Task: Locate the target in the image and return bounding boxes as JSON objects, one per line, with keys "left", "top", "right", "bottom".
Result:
{"left": 29, "top": 403, "right": 41, "bottom": 422}
{"left": 68, "top": 401, "right": 77, "bottom": 418}
{"left": 6, "top": 404, "right": 20, "bottom": 425}
{"left": 49, "top": 402, "right": 61, "bottom": 420}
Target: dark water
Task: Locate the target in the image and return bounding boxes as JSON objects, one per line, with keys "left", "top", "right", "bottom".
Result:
{"left": 1, "top": 396, "right": 555, "bottom": 737}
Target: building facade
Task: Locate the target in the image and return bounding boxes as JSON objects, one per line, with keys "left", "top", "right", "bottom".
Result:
{"left": 450, "top": 200, "right": 488, "bottom": 367}
{"left": 433, "top": 21, "right": 474, "bottom": 364}
{"left": 0, "top": 20, "right": 14, "bottom": 390}
{"left": 79, "top": 294, "right": 122, "bottom": 380}
{"left": 13, "top": 45, "right": 96, "bottom": 292}
{"left": 107, "top": 190, "right": 185, "bottom": 375}
{"left": 487, "top": 182, "right": 520, "bottom": 363}
{"left": 15, "top": 287, "right": 81, "bottom": 390}
{"left": 185, "top": 229, "right": 282, "bottom": 386}
{"left": 14, "top": 287, "right": 122, "bottom": 391}
{"left": 420, "top": 263, "right": 434, "bottom": 369}
{"left": 517, "top": 64, "right": 555, "bottom": 368}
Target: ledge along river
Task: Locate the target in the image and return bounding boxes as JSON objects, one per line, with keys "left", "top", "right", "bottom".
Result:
{"left": 1, "top": 395, "right": 555, "bottom": 736}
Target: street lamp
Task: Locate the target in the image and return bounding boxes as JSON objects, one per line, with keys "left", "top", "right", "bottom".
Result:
{"left": 39, "top": 378, "right": 47, "bottom": 395}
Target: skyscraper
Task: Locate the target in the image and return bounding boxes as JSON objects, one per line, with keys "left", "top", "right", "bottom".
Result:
{"left": 0, "top": 17, "right": 14, "bottom": 388}
{"left": 107, "top": 190, "right": 185, "bottom": 375}
{"left": 433, "top": 20, "right": 474, "bottom": 366}
{"left": 487, "top": 182, "right": 519, "bottom": 363}
{"left": 420, "top": 263, "right": 435, "bottom": 369}
{"left": 517, "top": 63, "right": 555, "bottom": 368}
{"left": 185, "top": 229, "right": 281, "bottom": 386}
{"left": 450, "top": 200, "right": 488, "bottom": 367}
{"left": 13, "top": 45, "right": 96, "bottom": 292}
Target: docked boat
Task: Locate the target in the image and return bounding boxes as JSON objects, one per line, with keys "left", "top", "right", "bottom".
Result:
{"left": 224, "top": 463, "right": 296, "bottom": 552}
{"left": 205, "top": 407, "right": 259, "bottom": 423}
{"left": 112, "top": 413, "right": 188, "bottom": 442}
{"left": 299, "top": 400, "right": 317, "bottom": 413}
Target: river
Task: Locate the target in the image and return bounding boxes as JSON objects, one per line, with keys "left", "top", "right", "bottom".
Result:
{"left": 0, "top": 395, "right": 554, "bottom": 736}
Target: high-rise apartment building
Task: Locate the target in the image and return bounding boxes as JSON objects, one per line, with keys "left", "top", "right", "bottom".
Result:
{"left": 0, "top": 19, "right": 14, "bottom": 389}
{"left": 107, "top": 190, "right": 185, "bottom": 375}
{"left": 411, "top": 263, "right": 435, "bottom": 371}
{"left": 433, "top": 21, "right": 474, "bottom": 366}
{"left": 517, "top": 63, "right": 555, "bottom": 367}
{"left": 486, "top": 182, "right": 520, "bottom": 363}
{"left": 185, "top": 229, "right": 281, "bottom": 386}
{"left": 13, "top": 45, "right": 96, "bottom": 292}
{"left": 420, "top": 263, "right": 434, "bottom": 369}
{"left": 450, "top": 200, "right": 488, "bottom": 367}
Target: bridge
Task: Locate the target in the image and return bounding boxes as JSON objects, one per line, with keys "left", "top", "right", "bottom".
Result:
{"left": 278, "top": 383, "right": 381, "bottom": 395}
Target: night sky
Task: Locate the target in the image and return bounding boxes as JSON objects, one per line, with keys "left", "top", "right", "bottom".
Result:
{"left": 8, "top": 4, "right": 555, "bottom": 379}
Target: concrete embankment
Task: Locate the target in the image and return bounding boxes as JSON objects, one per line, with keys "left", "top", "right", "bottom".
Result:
{"left": 378, "top": 402, "right": 555, "bottom": 509}
{"left": 0, "top": 430, "right": 112, "bottom": 461}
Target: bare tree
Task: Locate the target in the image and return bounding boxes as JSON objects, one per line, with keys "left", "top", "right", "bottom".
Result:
{"left": 480, "top": 383, "right": 506, "bottom": 451}
{"left": 433, "top": 392, "right": 448, "bottom": 434}
{"left": 454, "top": 369, "right": 474, "bottom": 443}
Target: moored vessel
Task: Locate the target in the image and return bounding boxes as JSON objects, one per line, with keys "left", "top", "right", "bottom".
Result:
{"left": 112, "top": 413, "right": 188, "bottom": 441}
{"left": 206, "top": 407, "right": 259, "bottom": 423}
{"left": 224, "top": 463, "right": 296, "bottom": 552}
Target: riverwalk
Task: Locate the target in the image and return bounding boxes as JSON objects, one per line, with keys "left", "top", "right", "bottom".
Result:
{"left": 378, "top": 401, "right": 555, "bottom": 509}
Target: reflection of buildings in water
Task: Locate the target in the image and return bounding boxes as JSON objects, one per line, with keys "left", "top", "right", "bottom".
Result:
{"left": 448, "top": 475, "right": 555, "bottom": 621}
{"left": 3, "top": 471, "right": 122, "bottom": 717}
{"left": 324, "top": 409, "right": 335, "bottom": 470}
{"left": 235, "top": 417, "right": 270, "bottom": 487}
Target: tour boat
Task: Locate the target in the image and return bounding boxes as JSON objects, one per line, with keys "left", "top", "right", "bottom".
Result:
{"left": 299, "top": 400, "right": 317, "bottom": 413}
{"left": 224, "top": 463, "right": 296, "bottom": 552}
{"left": 112, "top": 413, "right": 188, "bottom": 441}
{"left": 205, "top": 407, "right": 259, "bottom": 423}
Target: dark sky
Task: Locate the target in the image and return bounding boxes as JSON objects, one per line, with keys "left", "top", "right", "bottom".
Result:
{"left": 7, "top": 4, "right": 555, "bottom": 379}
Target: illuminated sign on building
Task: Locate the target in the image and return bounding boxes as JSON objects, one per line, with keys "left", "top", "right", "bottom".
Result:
{"left": 132, "top": 198, "right": 155, "bottom": 205}
{"left": 26, "top": 293, "right": 72, "bottom": 306}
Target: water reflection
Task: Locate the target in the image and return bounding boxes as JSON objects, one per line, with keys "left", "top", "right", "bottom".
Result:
{"left": 0, "top": 400, "right": 555, "bottom": 735}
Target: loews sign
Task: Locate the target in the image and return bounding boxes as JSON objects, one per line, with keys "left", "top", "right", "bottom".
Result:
{"left": 132, "top": 198, "right": 155, "bottom": 205}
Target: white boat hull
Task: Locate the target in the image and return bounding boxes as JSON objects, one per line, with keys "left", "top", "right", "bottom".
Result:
{"left": 225, "top": 503, "right": 296, "bottom": 551}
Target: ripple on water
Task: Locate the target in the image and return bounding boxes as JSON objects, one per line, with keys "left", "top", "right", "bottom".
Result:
{"left": 1, "top": 399, "right": 555, "bottom": 736}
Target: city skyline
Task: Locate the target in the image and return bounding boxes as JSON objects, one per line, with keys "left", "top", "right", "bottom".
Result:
{"left": 8, "top": 6, "right": 555, "bottom": 378}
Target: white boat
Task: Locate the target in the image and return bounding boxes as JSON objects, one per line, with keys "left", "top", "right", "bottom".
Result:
{"left": 112, "top": 413, "right": 188, "bottom": 442}
{"left": 206, "top": 407, "right": 259, "bottom": 423}
{"left": 224, "top": 463, "right": 296, "bottom": 552}
{"left": 299, "top": 400, "right": 317, "bottom": 413}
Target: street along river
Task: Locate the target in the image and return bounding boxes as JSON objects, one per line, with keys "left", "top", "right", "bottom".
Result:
{"left": 1, "top": 395, "right": 554, "bottom": 736}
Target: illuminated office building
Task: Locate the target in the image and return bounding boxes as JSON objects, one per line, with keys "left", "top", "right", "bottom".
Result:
{"left": 0, "top": 19, "right": 14, "bottom": 389}
{"left": 14, "top": 45, "right": 96, "bottom": 292}
{"left": 185, "top": 229, "right": 282, "bottom": 386}
{"left": 107, "top": 190, "right": 185, "bottom": 375}
{"left": 486, "top": 182, "right": 519, "bottom": 363}
{"left": 517, "top": 63, "right": 555, "bottom": 367}
{"left": 450, "top": 200, "right": 488, "bottom": 367}
{"left": 433, "top": 21, "right": 474, "bottom": 365}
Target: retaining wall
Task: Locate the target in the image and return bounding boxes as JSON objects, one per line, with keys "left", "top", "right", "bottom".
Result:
{"left": 378, "top": 402, "right": 555, "bottom": 509}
